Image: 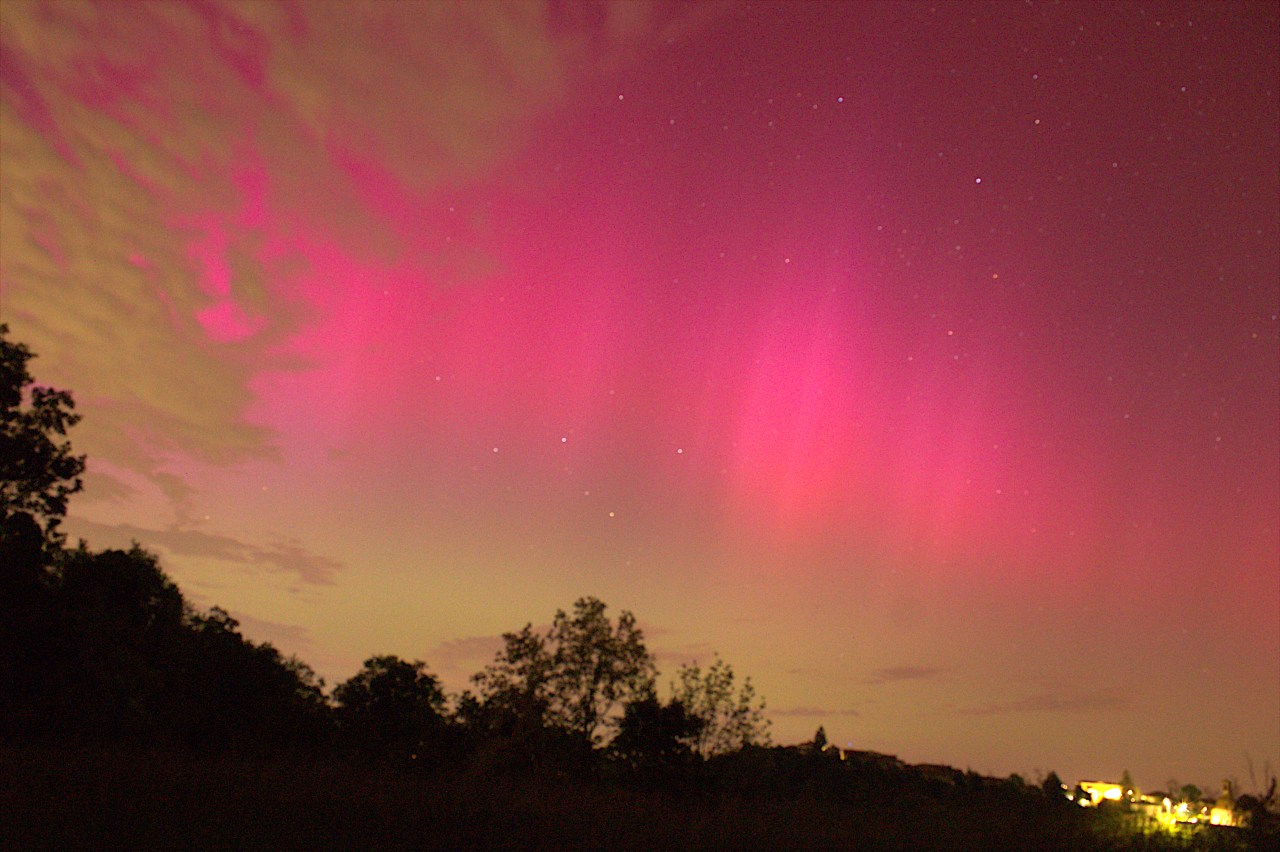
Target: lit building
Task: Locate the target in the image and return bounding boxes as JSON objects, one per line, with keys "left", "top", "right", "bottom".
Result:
{"left": 1210, "top": 780, "right": 1238, "bottom": 827}
{"left": 1077, "top": 780, "right": 1129, "bottom": 806}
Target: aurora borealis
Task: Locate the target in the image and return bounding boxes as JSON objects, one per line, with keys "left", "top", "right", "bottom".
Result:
{"left": 2, "top": 1, "right": 1276, "bottom": 789}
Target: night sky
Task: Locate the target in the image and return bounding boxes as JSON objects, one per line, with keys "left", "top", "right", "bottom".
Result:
{"left": 2, "top": 1, "right": 1276, "bottom": 789}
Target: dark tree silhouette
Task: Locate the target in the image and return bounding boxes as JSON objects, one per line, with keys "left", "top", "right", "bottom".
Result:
{"left": 0, "top": 330, "right": 332, "bottom": 751}
{"left": 1, "top": 326, "right": 88, "bottom": 738}
{"left": 176, "top": 605, "right": 329, "bottom": 751}
{"left": 0, "top": 324, "right": 85, "bottom": 550}
{"left": 461, "top": 623, "right": 555, "bottom": 747}
{"left": 1235, "top": 777, "right": 1278, "bottom": 838}
{"left": 610, "top": 692, "right": 703, "bottom": 777}
{"left": 59, "top": 543, "right": 186, "bottom": 637}
{"left": 813, "top": 725, "right": 828, "bottom": 751}
{"left": 545, "top": 596, "right": 655, "bottom": 743}
{"left": 462, "top": 597, "right": 655, "bottom": 777}
{"left": 1041, "top": 770, "right": 1066, "bottom": 801}
{"left": 0, "top": 509, "right": 46, "bottom": 602}
{"left": 471, "top": 596, "right": 655, "bottom": 746}
{"left": 671, "top": 655, "right": 770, "bottom": 758}
{"left": 53, "top": 543, "right": 188, "bottom": 738}
{"left": 334, "top": 655, "right": 448, "bottom": 762}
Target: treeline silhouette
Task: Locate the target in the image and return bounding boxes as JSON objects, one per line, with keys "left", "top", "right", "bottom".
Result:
{"left": 1, "top": 324, "right": 770, "bottom": 777}
{"left": 1, "top": 324, "right": 1266, "bottom": 850}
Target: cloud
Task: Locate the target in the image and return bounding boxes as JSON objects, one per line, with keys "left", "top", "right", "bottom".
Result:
{"left": 1, "top": 0, "right": 730, "bottom": 535}
{"left": 959, "top": 692, "right": 1126, "bottom": 716}
{"left": 76, "top": 466, "right": 136, "bottom": 505}
{"left": 0, "top": 0, "right": 606, "bottom": 513}
{"left": 771, "top": 706, "right": 862, "bottom": 718}
{"left": 426, "top": 634, "right": 506, "bottom": 670}
{"left": 1, "top": 1, "right": 303, "bottom": 487}
{"left": 863, "top": 665, "right": 944, "bottom": 685}
{"left": 63, "top": 517, "right": 342, "bottom": 586}
{"left": 420, "top": 634, "right": 509, "bottom": 691}
{"left": 2, "top": 0, "right": 736, "bottom": 609}
{"left": 258, "top": 2, "right": 570, "bottom": 191}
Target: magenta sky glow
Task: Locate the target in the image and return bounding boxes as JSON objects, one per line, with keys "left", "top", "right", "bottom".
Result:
{"left": 2, "top": 1, "right": 1277, "bottom": 789}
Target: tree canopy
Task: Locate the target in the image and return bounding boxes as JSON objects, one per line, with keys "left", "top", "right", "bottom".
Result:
{"left": 334, "top": 655, "right": 448, "bottom": 760}
{"left": 671, "top": 655, "right": 771, "bottom": 758}
{"left": 610, "top": 692, "right": 703, "bottom": 776}
{"left": 469, "top": 596, "right": 656, "bottom": 747}
{"left": 0, "top": 324, "right": 85, "bottom": 548}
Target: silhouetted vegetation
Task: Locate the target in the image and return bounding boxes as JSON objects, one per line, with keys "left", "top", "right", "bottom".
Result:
{"left": 0, "top": 325, "right": 84, "bottom": 551}
{"left": 2, "top": 324, "right": 1274, "bottom": 849}
{"left": 1043, "top": 769, "right": 1068, "bottom": 802}
{"left": 671, "top": 652, "right": 771, "bottom": 758}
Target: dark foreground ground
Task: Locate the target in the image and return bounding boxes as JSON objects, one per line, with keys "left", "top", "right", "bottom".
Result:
{"left": 1, "top": 745, "right": 1265, "bottom": 851}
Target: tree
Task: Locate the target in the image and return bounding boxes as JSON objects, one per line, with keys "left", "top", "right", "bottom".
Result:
{"left": 175, "top": 606, "right": 329, "bottom": 751}
{"left": 1235, "top": 777, "right": 1277, "bottom": 835}
{"left": 0, "top": 331, "right": 331, "bottom": 751}
{"left": 610, "top": 691, "right": 703, "bottom": 776}
{"left": 334, "top": 655, "right": 448, "bottom": 761}
{"left": 546, "top": 596, "right": 655, "bottom": 742}
{"left": 51, "top": 543, "right": 188, "bottom": 737}
{"left": 1, "top": 541, "right": 191, "bottom": 740}
{"left": 471, "top": 597, "right": 656, "bottom": 747}
{"left": 0, "top": 324, "right": 85, "bottom": 548}
{"left": 58, "top": 543, "right": 187, "bottom": 638}
{"left": 466, "top": 622, "right": 556, "bottom": 744}
{"left": 671, "top": 655, "right": 770, "bottom": 758}
{"left": 1179, "top": 783, "right": 1202, "bottom": 803}
{"left": 1042, "top": 770, "right": 1067, "bottom": 801}
{"left": 0, "top": 510, "right": 47, "bottom": 599}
